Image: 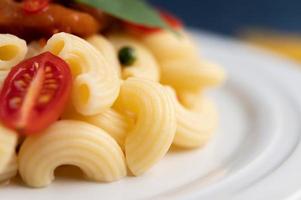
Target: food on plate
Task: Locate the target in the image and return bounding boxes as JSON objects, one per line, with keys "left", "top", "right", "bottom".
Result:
{"left": 0, "top": 0, "right": 225, "bottom": 187}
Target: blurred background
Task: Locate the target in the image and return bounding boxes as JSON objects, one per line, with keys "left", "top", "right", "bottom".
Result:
{"left": 150, "top": 0, "right": 301, "bottom": 62}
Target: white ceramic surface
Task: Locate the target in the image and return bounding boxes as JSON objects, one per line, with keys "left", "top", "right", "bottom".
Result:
{"left": 2, "top": 31, "right": 301, "bottom": 200}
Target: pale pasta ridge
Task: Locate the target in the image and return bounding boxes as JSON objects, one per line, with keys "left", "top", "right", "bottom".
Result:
{"left": 0, "top": 154, "right": 17, "bottom": 183}
{"left": 43, "top": 32, "right": 120, "bottom": 115}
{"left": 0, "top": 34, "right": 27, "bottom": 86}
{"left": 0, "top": 124, "right": 17, "bottom": 173}
{"left": 62, "top": 105, "right": 132, "bottom": 149}
{"left": 138, "top": 30, "right": 225, "bottom": 92}
{"left": 18, "top": 120, "right": 127, "bottom": 188}
{"left": 115, "top": 77, "right": 176, "bottom": 175}
{"left": 166, "top": 87, "right": 218, "bottom": 148}
{"left": 108, "top": 34, "right": 160, "bottom": 82}
{"left": 87, "top": 34, "right": 121, "bottom": 76}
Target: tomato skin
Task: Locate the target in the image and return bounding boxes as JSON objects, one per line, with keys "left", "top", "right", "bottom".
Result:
{"left": 0, "top": 52, "right": 72, "bottom": 135}
{"left": 124, "top": 11, "right": 183, "bottom": 34}
{"left": 23, "top": 0, "right": 50, "bottom": 14}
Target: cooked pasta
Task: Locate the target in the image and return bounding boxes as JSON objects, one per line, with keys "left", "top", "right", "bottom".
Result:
{"left": 0, "top": 125, "right": 17, "bottom": 173}
{"left": 87, "top": 35, "right": 121, "bottom": 76}
{"left": 18, "top": 120, "right": 127, "bottom": 188}
{"left": 83, "top": 110, "right": 132, "bottom": 148}
{"left": 62, "top": 105, "right": 131, "bottom": 148}
{"left": 140, "top": 30, "right": 198, "bottom": 61}
{"left": 108, "top": 34, "right": 160, "bottom": 81}
{"left": 0, "top": 154, "right": 17, "bottom": 183}
{"left": 115, "top": 78, "right": 176, "bottom": 175}
{"left": 0, "top": 6, "right": 226, "bottom": 188}
{"left": 166, "top": 87, "right": 218, "bottom": 148}
{"left": 159, "top": 58, "right": 225, "bottom": 92}
{"left": 43, "top": 32, "right": 120, "bottom": 115}
{"left": 0, "top": 34, "right": 27, "bottom": 70}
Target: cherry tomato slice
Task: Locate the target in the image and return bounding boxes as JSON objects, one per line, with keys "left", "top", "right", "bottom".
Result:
{"left": 23, "top": 0, "right": 50, "bottom": 14}
{"left": 0, "top": 52, "right": 72, "bottom": 135}
{"left": 124, "top": 11, "right": 183, "bottom": 34}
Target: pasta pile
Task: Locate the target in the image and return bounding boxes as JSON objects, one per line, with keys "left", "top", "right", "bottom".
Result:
{"left": 0, "top": 28, "right": 225, "bottom": 187}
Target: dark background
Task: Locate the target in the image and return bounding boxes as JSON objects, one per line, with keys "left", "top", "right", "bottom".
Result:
{"left": 149, "top": 0, "right": 301, "bottom": 35}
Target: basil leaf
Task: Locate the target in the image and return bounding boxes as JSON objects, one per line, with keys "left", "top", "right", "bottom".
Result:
{"left": 74, "top": 0, "right": 174, "bottom": 31}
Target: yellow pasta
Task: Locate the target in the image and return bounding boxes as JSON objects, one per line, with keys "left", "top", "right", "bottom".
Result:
{"left": 160, "top": 58, "right": 225, "bottom": 92}
{"left": 0, "top": 154, "right": 17, "bottom": 183}
{"left": 137, "top": 30, "right": 225, "bottom": 92}
{"left": 87, "top": 34, "right": 121, "bottom": 76}
{"left": 141, "top": 30, "right": 198, "bottom": 61}
{"left": 18, "top": 120, "right": 127, "bottom": 188}
{"left": 108, "top": 34, "right": 160, "bottom": 81}
{"left": 166, "top": 87, "right": 218, "bottom": 148}
{"left": 0, "top": 125, "right": 17, "bottom": 173}
{"left": 43, "top": 32, "right": 120, "bottom": 115}
{"left": 62, "top": 105, "right": 131, "bottom": 148}
{"left": 115, "top": 77, "right": 176, "bottom": 175}
{"left": 83, "top": 110, "right": 132, "bottom": 148}
{"left": 0, "top": 34, "right": 27, "bottom": 70}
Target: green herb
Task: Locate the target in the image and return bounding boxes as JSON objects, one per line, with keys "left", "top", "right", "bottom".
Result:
{"left": 118, "top": 46, "right": 136, "bottom": 66}
{"left": 74, "top": 0, "right": 174, "bottom": 32}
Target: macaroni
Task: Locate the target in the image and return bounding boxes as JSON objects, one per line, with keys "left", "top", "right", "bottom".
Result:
{"left": 115, "top": 77, "right": 176, "bottom": 175}
{"left": 87, "top": 35, "right": 121, "bottom": 76}
{"left": 0, "top": 154, "right": 17, "bottom": 183}
{"left": 43, "top": 33, "right": 120, "bottom": 115}
{"left": 0, "top": 125, "right": 17, "bottom": 173}
{"left": 0, "top": 34, "right": 27, "bottom": 71}
{"left": 18, "top": 120, "right": 127, "bottom": 188}
{"left": 166, "top": 87, "right": 218, "bottom": 148}
{"left": 108, "top": 34, "right": 160, "bottom": 81}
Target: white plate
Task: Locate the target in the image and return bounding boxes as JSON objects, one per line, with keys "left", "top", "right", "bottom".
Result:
{"left": 2, "top": 31, "right": 301, "bottom": 200}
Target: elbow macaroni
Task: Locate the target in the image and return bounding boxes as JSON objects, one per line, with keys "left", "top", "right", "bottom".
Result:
{"left": 0, "top": 34, "right": 27, "bottom": 71}
{"left": 87, "top": 35, "right": 121, "bottom": 76}
{"left": 108, "top": 34, "right": 160, "bottom": 82}
{"left": 0, "top": 154, "right": 17, "bottom": 183}
{"left": 18, "top": 120, "right": 127, "bottom": 188}
{"left": 0, "top": 24, "right": 224, "bottom": 187}
{"left": 140, "top": 30, "right": 199, "bottom": 61}
{"left": 43, "top": 32, "right": 120, "bottom": 115}
{"left": 0, "top": 125, "right": 17, "bottom": 173}
{"left": 62, "top": 104, "right": 131, "bottom": 149}
{"left": 137, "top": 30, "right": 225, "bottom": 92}
{"left": 160, "top": 59, "right": 225, "bottom": 91}
{"left": 166, "top": 87, "right": 218, "bottom": 148}
{"left": 115, "top": 78, "right": 176, "bottom": 175}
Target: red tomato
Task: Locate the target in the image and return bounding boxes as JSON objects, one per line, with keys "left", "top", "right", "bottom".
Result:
{"left": 124, "top": 11, "right": 183, "bottom": 34}
{"left": 0, "top": 52, "right": 72, "bottom": 135}
{"left": 23, "top": 0, "right": 50, "bottom": 14}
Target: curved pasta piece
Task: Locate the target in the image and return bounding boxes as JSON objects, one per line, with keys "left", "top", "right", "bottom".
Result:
{"left": 18, "top": 120, "right": 127, "bottom": 188}
{"left": 87, "top": 34, "right": 121, "bottom": 76}
{"left": 108, "top": 34, "right": 160, "bottom": 81}
{"left": 141, "top": 30, "right": 198, "bottom": 61}
{"left": 177, "top": 90, "right": 201, "bottom": 109}
{"left": 83, "top": 110, "right": 132, "bottom": 148}
{"left": 160, "top": 59, "right": 225, "bottom": 91}
{"left": 0, "top": 154, "right": 17, "bottom": 183}
{"left": 116, "top": 78, "right": 176, "bottom": 175}
{"left": 43, "top": 32, "right": 120, "bottom": 115}
{"left": 166, "top": 87, "right": 218, "bottom": 148}
{"left": 0, "top": 34, "right": 27, "bottom": 70}
{"left": 0, "top": 125, "right": 17, "bottom": 173}
{"left": 62, "top": 105, "right": 131, "bottom": 148}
